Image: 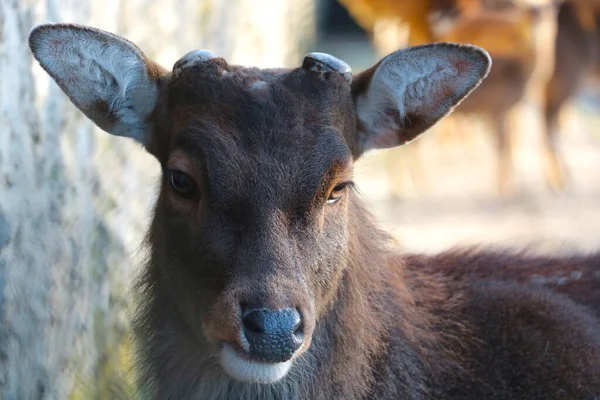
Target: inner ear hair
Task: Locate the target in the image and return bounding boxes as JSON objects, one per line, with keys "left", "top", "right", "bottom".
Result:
{"left": 351, "top": 43, "right": 491, "bottom": 156}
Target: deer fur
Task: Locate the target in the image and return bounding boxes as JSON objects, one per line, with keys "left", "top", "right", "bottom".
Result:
{"left": 29, "top": 23, "right": 600, "bottom": 399}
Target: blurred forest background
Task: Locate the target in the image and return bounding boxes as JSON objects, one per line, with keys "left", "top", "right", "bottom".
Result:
{"left": 2, "top": 0, "right": 600, "bottom": 398}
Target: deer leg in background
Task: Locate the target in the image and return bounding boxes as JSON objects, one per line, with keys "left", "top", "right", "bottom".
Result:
{"left": 384, "top": 142, "right": 428, "bottom": 199}
{"left": 407, "top": 139, "right": 429, "bottom": 194}
{"left": 542, "top": 84, "right": 569, "bottom": 192}
{"left": 540, "top": 0, "right": 597, "bottom": 192}
{"left": 491, "top": 111, "right": 514, "bottom": 195}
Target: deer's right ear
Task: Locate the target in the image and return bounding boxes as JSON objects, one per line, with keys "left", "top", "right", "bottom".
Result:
{"left": 29, "top": 24, "right": 167, "bottom": 146}
{"left": 351, "top": 43, "right": 491, "bottom": 157}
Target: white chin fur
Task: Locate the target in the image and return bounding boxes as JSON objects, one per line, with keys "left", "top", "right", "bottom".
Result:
{"left": 220, "top": 344, "right": 292, "bottom": 384}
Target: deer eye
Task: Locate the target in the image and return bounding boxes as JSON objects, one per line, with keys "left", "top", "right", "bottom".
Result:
{"left": 168, "top": 169, "right": 196, "bottom": 196}
{"left": 327, "top": 182, "right": 350, "bottom": 205}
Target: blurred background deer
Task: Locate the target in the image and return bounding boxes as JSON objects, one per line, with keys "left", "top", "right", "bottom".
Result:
{"left": 338, "top": 0, "right": 600, "bottom": 195}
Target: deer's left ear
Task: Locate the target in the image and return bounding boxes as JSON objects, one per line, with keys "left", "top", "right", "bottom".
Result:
{"left": 351, "top": 43, "right": 491, "bottom": 157}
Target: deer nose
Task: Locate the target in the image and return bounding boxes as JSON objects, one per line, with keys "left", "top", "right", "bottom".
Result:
{"left": 241, "top": 307, "right": 304, "bottom": 363}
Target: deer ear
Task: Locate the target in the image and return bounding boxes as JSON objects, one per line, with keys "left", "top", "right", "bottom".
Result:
{"left": 29, "top": 24, "right": 167, "bottom": 146}
{"left": 351, "top": 43, "right": 491, "bottom": 156}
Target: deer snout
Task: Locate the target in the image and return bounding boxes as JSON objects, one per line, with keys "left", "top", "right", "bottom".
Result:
{"left": 209, "top": 282, "right": 315, "bottom": 383}
{"left": 241, "top": 307, "right": 304, "bottom": 363}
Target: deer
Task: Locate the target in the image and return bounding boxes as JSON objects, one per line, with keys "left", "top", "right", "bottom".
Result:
{"left": 437, "top": 2, "right": 557, "bottom": 193}
{"left": 340, "top": 0, "right": 562, "bottom": 194}
{"left": 29, "top": 23, "right": 600, "bottom": 399}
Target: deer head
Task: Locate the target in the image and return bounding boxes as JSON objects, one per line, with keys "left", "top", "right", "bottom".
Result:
{"left": 29, "top": 24, "right": 490, "bottom": 386}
